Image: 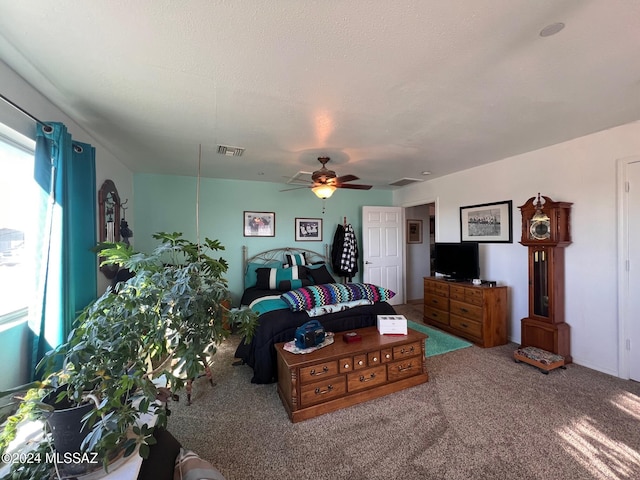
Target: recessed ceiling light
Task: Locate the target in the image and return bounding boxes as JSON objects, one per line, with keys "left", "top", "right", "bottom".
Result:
{"left": 539, "top": 22, "right": 565, "bottom": 37}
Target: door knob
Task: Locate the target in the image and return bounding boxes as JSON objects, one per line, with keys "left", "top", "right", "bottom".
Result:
{"left": 365, "top": 261, "right": 372, "bottom": 264}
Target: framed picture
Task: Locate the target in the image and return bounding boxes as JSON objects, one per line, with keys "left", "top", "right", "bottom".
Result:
{"left": 243, "top": 211, "right": 275, "bottom": 237}
{"left": 407, "top": 219, "right": 423, "bottom": 244}
{"left": 295, "top": 217, "right": 322, "bottom": 241}
{"left": 460, "top": 200, "right": 513, "bottom": 243}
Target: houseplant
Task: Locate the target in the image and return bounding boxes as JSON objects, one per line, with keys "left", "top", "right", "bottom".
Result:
{"left": 0, "top": 232, "right": 257, "bottom": 478}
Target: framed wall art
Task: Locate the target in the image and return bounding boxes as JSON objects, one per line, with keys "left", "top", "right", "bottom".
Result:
{"left": 460, "top": 200, "right": 512, "bottom": 243}
{"left": 407, "top": 219, "right": 423, "bottom": 244}
{"left": 295, "top": 217, "right": 322, "bottom": 241}
{"left": 243, "top": 211, "right": 275, "bottom": 237}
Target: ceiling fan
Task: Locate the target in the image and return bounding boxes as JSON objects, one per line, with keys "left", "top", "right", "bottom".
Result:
{"left": 282, "top": 157, "right": 372, "bottom": 199}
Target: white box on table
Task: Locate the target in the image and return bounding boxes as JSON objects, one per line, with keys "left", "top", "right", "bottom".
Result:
{"left": 376, "top": 314, "right": 408, "bottom": 335}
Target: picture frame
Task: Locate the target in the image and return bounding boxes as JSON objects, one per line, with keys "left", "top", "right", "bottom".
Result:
{"left": 460, "top": 200, "right": 513, "bottom": 243}
{"left": 295, "top": 217, "right": 322, "bottom": 241}
{"left": 243, "top": 211, "right": 275, "bottom": 237}
{"left": 407, "top": 219, "right": 423, "bottom": 244}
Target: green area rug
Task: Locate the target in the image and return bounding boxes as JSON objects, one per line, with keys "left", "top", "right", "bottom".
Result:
{"left": 407, "top": 320, "right": 472, "bottom": 357}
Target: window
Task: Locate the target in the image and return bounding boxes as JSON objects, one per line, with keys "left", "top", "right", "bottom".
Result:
{"left": 0, "top": 131, "right": 36, "bottom": 325}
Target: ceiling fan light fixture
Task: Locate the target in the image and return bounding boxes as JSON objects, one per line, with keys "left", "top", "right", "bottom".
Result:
{"left": 312, "top": 184, "right": 337, "bottom": 199}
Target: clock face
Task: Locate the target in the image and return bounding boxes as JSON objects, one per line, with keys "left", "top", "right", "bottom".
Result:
{"left": 529, "top": 220, "right": 551, "bottom": 240}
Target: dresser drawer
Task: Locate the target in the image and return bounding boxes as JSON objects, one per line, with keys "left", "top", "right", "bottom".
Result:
{"left": 347, "top": 365, "right": 387, "bottom": 392}
{"left": 449, "top": 285, "right": 466, "bottom": 300}
{"left": 393, "top": 341, "right": 422, "bottom": 359}
{"left": 424, "top": 280, "right": 449, "bottom": 297}
{"left": 450, "top": 314, "right": 482, "bottom": 338}
{"left": 424, "top": 293, "right": 449, "bottom": 311}
{"left": 450, "top": 300, "right": 482, "bottom": 322}
{"left": 300, "top": 360, "right": 339, "bottom": 383}
{"left": 300, "top": 377, "right": 347, "bottom": 407}
{"left": 387, "top": 357, "right": 421, "bottom": 382}
{"left": 424, "top": 306, "right": 449, "bottom": 326}
{"left": 464, "top": 288, "right": 484, "bottom": 306}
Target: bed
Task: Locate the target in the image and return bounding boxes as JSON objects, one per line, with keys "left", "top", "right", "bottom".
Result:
{"left": 234, "top": 246, "right": 397, "bottom": 384}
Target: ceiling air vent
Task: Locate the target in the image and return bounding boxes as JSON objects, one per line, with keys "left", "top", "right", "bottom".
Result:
{"left": 388, "top": 178, "right": 424, "bottom": 187}
{"left": 217, "top": 144, "right": 245, "bottom": 157}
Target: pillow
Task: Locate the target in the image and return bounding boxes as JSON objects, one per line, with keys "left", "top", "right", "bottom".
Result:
{"left": 174, "top": 447, "right": 226, "bottom": 480}
{"left": 305, "top": 263, "right": 336, "bottom": 285}
{"left": 283, "top": 252, "right": 308, "bottom": 268}
{"left": 306, "top": 298, "right": 373, "bottom": 317}
{"left": 244, "top": 261, "right": 280, "bottom": 289}
{"left": 281, "top": 283, "right": 395, "bottom": 312}
{"left": 255, "top": 266, "right": 310, "bottom": 291}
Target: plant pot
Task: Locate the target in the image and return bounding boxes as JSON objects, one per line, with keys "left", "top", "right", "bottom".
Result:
{"left": 42, "top": 388, "right": 96, "bottom": 476}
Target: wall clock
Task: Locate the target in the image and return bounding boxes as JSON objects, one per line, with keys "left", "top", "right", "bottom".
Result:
{"left": 518, "top": 194, "right": 573, "bottom": 362}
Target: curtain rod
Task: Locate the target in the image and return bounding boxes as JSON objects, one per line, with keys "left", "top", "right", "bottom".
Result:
{"left": 0, "top": 93, "right": 50, "bottom": 129}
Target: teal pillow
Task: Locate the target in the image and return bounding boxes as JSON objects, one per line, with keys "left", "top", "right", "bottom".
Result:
{"left": 245, "top": 261, "right": 280, "bottom": 289}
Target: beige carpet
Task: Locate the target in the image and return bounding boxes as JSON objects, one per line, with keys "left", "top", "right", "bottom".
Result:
{"left": 167, "top": 304, "right": 640, "bottom": 480}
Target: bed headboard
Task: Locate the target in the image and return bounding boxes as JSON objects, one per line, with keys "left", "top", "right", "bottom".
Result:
{"left": 242, "top": 245, "right": 330, "bottom": 273}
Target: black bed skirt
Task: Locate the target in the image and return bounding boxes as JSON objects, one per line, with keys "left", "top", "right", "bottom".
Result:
{"left": 234, "top": 301, "right": 397, "bottom": 384}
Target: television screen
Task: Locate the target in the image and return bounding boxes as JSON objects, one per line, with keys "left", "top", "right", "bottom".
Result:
{"left": 434, "top": 242, "right": 480, "bottom": 280}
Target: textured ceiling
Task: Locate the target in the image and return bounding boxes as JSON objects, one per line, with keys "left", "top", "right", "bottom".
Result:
{"left": 1, "top": 1, "right": 639, "bottom": 189}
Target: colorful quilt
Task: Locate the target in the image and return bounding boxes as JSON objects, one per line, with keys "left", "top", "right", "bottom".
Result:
{"left": 281, "top": 282, "right": 395, "bottom": 312}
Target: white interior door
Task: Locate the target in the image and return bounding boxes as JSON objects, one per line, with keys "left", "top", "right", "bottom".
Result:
{"left": 362, "top": 206, "right": 403, "bottom": 305}
{"left": 626, "top": 159, "right": 640, "bottom": 381}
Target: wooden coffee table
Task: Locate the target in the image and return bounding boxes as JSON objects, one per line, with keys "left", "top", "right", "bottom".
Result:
{"left": 275, "top": 326, "right": 428, "bottom": 422}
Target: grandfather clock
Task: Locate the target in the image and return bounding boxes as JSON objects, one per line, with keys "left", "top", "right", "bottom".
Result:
{"left": 519, "top": 194, "right": 573, "bottom": 363}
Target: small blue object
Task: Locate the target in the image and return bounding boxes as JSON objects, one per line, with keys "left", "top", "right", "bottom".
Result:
{"left": 294, "top": 320, "right": 326, "bottom": 349}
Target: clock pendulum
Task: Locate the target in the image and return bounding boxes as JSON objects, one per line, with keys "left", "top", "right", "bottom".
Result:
{"left": 514, "top": 193, "right": 573, "bottom": 372}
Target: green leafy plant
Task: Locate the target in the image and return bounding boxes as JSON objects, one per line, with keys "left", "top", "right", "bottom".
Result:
{"left": 1, "top": 232, "right": 257, "bottom": 476}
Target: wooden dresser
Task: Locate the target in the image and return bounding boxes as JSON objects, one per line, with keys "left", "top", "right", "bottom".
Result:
{"left": 275, "top": 326, "right": 428, "bottom": 422}
{"left": 423, "top": 277, "right": 508, "bottom": 347}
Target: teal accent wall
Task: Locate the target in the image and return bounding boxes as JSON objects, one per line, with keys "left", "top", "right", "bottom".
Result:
{"left": 133, "top": 175, "right": 392, "bottom": 304}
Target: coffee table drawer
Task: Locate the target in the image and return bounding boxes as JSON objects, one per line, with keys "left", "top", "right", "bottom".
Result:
{"left": 300, "top": 377, "right": 347, "bottom": 407}
{"left": 387, "top": 357, "right": 421, "bottom": 382}
{"left": 347, "top": 365, "right": 387, "bottom": 392}
{"left": 300, "top": 360, "right": 339, "bottom": 383}
{"left": 393, "top": 341, "right": 422, "bottom": 359}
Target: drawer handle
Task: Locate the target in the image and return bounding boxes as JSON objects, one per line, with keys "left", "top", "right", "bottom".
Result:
{"left": 460, "top": 308, "right": 469, "bottom": 313}
{"left": 359, "top": 373, "right": 376, "bottom": 383}
{"left": 397, "top": 363, "right": 413, "bottom": 372}
{"left": 400, "top": 346, "right": 415, "bottom": 354}
{"left": 431, "top": 313, "right": 437, "bottom": 318}
{"left": 314, "top": 385, "right": 334, "bottom": 395}
{"left": 385, "top": 354, "right": 391, "bottom": 359}
{"left": 372, "top": 357, "right": 378, "bottom": 362}
{"left": 343, "top": 363, "right": 350, "bottom": 369}
{"left": 310, "top": 366, "right": 329, "bottom": 376}
{"left": 358, "top": 360, "right": 364, "bottom": 366}
{"left": 461, "top": 323, "right": 468, "bottom": 328}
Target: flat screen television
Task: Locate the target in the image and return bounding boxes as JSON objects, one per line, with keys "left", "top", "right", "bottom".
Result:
{"left": 434, "top": 242, "right": 480, "bottom": 281}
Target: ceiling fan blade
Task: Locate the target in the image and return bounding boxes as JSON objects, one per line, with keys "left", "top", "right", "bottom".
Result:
{"left": 337, "top": 183, "right": 372, "bottom": 190}
{"left": 335, "top": 174, "right": 359, "bottom": 183}
{"left": 280, "top": 186, "right": 311, "bottom": 192}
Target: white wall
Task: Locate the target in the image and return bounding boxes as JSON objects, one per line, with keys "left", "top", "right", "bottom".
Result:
{"left": 394, "top": 121, "right": 640, "bottom": 377}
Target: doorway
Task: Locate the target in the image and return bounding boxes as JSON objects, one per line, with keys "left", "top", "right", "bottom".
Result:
{"left": 405, "top": 203, "right": 435, "bottom": 303}
{"left": 618, "top": 156, "right": 640, "bottom": 381}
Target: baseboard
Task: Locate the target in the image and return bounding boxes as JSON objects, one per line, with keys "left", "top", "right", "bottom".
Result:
{"left": 407, "top": 299, "right": 423, "bottom": 305}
